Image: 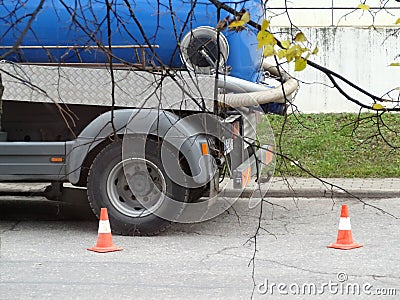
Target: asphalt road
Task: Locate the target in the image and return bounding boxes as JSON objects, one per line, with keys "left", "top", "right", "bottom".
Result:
{"left": 0, "top": 193, "right": 399, "bottom": 299}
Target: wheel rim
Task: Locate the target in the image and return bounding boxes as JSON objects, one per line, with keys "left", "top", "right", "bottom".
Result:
{"left": 106, "top": 158, "right": 166, "bottom": 218}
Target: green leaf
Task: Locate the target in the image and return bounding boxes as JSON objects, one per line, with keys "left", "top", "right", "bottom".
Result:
{"left": 357, "top": 4, "right": 370, "bottom": 11}
{"left": 389, "top": 62, "right": 400, "bottom": 67}
{"left": 395, "top": 18, "right": 400, "bottom": 25}
{"left": 294, "top": 57, "right": 307, "bottom": 71}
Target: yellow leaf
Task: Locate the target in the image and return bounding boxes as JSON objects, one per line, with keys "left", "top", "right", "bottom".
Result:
{"left": 372, "top": 103, "right": 385, "bottom": 110}
{"left": 228, "top": 20, "right": 245, "bottom": 28}
{"left": 281, "top": 40, "right": 291, "bottom": 49}
{"left": 395, "top": 18, "right": 400, "bottom": 25}
{"left": 285, "top": 45, "right": 301, "bottom": 62}
{"left": 294, "top": 57, "right": 307, "bottom": 71}
{"left": 357, "top": 4, "right": 370, "bottom": 11}
{"left": 257, "top": 31, "right": 276, "bottom": 49}
{"left": 312, "top": 45, "right": 319, "bottom": 55}
{"left": 294, "top": 32, "right": 307, "bottom": 42}
{"left": 261, "top": 19, "right": 270, "bottom": 31}
{"left": 277, "top": 49, "right": 287, "bottom": 60}
{"left": 263, "top": 44, "right": 276, "bottom": 57}
{"left": 301, "top": 46, "right": 310, "bottom": 53}
{"left": 389, "top": 62, "right": 400, "bottom": 66}
{"left": 241, "top": 12, "right": 250, "bottom": 24}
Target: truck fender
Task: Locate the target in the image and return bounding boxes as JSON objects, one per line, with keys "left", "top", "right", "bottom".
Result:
{"left": 66, "top": 109, "right": 216, "bottom": 187}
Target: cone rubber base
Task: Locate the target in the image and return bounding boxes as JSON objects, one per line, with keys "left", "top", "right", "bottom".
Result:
{"left": 327, "top": 242, "right": 363, "bottom": 250}
{"left": 87, "top": 245, "right": 123, "bottom": 253}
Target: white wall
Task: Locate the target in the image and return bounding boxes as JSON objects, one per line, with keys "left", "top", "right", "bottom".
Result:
{"left": 266, "top": 0, "right": 400, "bottom": 27}
{"left": 264, "top": 0, "right": 400, "bottom": 113}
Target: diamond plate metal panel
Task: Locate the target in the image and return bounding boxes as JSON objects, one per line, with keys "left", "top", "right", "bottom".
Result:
{"left": 0, "top": 62, "right": 215, "bottom": 111}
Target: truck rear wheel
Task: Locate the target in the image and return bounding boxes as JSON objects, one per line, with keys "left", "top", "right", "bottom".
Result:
{"left": 87, "top": 138, "right": 189, "bottom": 236}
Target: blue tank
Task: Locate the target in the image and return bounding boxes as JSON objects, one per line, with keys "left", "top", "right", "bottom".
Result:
{"left": 0, "top": 0, "right": 263, "bottom": 81}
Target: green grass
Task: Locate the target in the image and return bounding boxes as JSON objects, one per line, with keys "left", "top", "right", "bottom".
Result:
{"left": 258, "top": 113, "right": 400, "bottom": 178}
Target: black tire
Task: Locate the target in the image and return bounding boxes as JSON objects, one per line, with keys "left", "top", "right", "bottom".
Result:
{"left": 87, "top": 138, "right": 189, "bottom": 236}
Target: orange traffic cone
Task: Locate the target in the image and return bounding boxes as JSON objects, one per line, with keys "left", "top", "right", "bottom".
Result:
{"left": 327, "top": 204, "right": 363, "bottom": 250}
{"left": 87, "top": 208, "right": 123, "bottom": 253}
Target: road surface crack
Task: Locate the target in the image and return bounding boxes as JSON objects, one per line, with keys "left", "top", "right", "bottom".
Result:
{"left": 0, "top": 221, "right": 21, "bottom": 233}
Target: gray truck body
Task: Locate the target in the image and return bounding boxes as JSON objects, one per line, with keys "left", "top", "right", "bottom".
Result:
{"left": 0, "top": 61, "right": 265, "bottom": 187}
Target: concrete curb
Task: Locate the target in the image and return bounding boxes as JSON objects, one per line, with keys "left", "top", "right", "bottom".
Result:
{"left": 220, "top": 177, "right": 400, "bottom": 199}
{"left": 222, "top": 188, "right": 399, "bottom": 199}
{"left": 0, "top": 178, "right": 398, "bottom": 200}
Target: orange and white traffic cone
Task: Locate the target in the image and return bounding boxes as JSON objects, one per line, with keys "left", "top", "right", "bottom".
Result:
{"left": 327, "top": 204, "right": 363, "bottom": 250}
{"left": 87, "top": 208, "right": 123, "bottom": 253}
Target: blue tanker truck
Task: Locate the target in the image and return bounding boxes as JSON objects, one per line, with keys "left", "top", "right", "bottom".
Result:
{"left": 0, "top": 0, "right": 297, "bottom": 235}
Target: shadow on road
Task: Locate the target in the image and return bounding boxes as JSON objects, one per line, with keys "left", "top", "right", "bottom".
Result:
{"left": 0, "top": 186, "right": 96, "bottom": 221}
{"left": 0, "top": 185, "right": 262, "bottom": 236}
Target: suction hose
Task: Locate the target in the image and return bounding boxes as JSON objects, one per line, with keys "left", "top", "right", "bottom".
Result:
{"left": 217, "top": 62, "right": 298, "bottom": 108}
